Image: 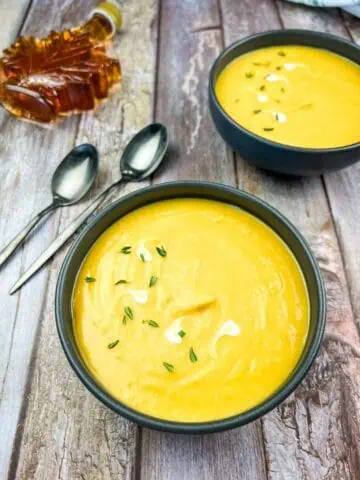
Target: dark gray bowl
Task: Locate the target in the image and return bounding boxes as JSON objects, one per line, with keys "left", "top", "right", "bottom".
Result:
{"left": 55, "top": 181, "right": 326, "bottom": 433}
{"left": 209, "top": 30, "right": 360, "bottom": 176}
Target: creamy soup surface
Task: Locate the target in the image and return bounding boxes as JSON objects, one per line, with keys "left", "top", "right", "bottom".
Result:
{"left": 73, "top": 198, "right": 309, "bottom": 422}
{"left": 215, "top": 45, "right": 360, "bottom": 148}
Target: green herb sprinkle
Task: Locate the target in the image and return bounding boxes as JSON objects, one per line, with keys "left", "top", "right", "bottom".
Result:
{"left": 124, "top": 306, "right": 133, "bottom": 320}
{"left": 108, "top": 340, "right": 119, "bottom": 349}
{"left": 156, "top": 245, "right": 167, "bottom": 257}
{"left": 252, "top": 61, "right": 270, "bottom": 67}
{"left": 189, "top": 347, "right": 198, "bottom": 363}
{"left": 149, "top": 275, "right": 158, "bottom": 288}
{"left": 85, "top": 276, "right": 96, "bottom": 283}
{"left": 163, "top": 362, "right": 175, "bottom": 373}
{"left": 143, "top": 320, "right": 159, "bottom": 328}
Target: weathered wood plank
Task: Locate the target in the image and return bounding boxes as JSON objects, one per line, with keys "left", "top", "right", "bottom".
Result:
{"left": 268, "top": 6, "right": 360, "bottom": 477}
{"left": 0, "top": 1, "right": 82, "bottom": 476}
{"left": 220, "top": 1, "right": 360, "bottom": 478}
{"left": 320, "top": 11, "right": 360, "bottom": 330}
{"left": 342, "top": 10, "right": 360, "bottom": 42}
{"left": 141, "top": 425, "right": 267, "bottom": 480}
{"left": 152, "top": 0, "right": 234, "bottom": 184}
{"left": 0, "top": 0, "right": 157, "bottom": 478}
{"left": 141, "top": 1, "right": 268, "bottom": 480}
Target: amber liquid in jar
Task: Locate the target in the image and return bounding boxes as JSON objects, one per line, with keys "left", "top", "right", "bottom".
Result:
{"left": 0, "top": 2, "right": 122, "bottom": 123}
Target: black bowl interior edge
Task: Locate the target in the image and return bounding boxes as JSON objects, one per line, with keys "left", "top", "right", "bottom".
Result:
{"left": 212, "top": 30, "right": 360, "bottom": 77}
{"left": 56, "top": 182, "right": 326, "bottom": 433}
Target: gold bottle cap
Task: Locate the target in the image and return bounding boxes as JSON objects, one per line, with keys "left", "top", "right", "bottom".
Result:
{"left": 90, "top": 1, "right": 123, "bottom": 35}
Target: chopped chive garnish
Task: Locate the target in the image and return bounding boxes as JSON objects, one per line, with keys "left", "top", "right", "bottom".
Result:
{"left": 260, "top": 85, "right": 266, "bottom": 91}
{"left": 253, "top": 109, "right": 262, "bottom": 114}
{"left": 124, "top": 306, "right": 133, "bottom": 320}
{"left": 178, "top": 330, "right": 186, "bottom": 338}
{"left": 108, "top": 340, "right": 119, "bottom": 349}
{"left": 163, "top": 362, "right": 175, "bottom": 373}
{"left": 276, "top": 66, "right": 282, "bottom": 71}
{"left": 149, "top": 275, "right": 158, "bottom": 287}
{"left": 143, "top": 320, "right": 159, "bottom": 328}
{"left": 278, "top": 51, "right": 286, "bottom": 57}
{"left": 115, "top": 279, "right": 128, "bottom": 285}
{"left": 245, "top": 71, "right": 255, "bottom": 78}
{"left": 85, "top": 276, "right": 96, "bottom": 283}
{"left": 263, "top": 127, "right": 275, "bottom": 131}
{"left": 275, "top": 113, "right": 280, "bottom": 121}
{"left": 252, "top": 61, "right": 270, "bottom": 67}
{"left": 156, "top": 245, "right": 167, "bottom": 257}
{"left": 280, "top": 87, "right": 285, "bottom": 93}
{"left": 120, "top": 246, "right": 132, "bottom": 254}
{"left": 189, "top": 347, "right": 198, "bottom": 363}
{"left": 122, "top": 315, "right": 127, "bottom": 325}
{"left": 140, "top": 253, "right": 145, "bottom": 262}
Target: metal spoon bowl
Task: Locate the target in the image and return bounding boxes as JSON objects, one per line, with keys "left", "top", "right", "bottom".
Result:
{"left": 52, "top": 144, "right": 99, "bottom": 205}
{"left": 0, "top": 144, "right": 98, "bottom": 269}
{"left": 121, "top": 123, "right": 168, "bottom": 180}
{"left": 9, "top": 123, "right": 169, "bottom": 294}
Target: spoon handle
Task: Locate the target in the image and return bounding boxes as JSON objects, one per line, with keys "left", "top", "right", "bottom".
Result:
{"left": 0, "top": 203, "right": 55, "bottom": 268}
{"left": 9, "top": 181, "right": 121, "bottom": 294}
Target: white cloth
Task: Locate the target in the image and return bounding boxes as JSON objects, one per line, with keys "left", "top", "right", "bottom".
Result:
{"left": 286, "top": 0, "right": 360, "bottom": 18}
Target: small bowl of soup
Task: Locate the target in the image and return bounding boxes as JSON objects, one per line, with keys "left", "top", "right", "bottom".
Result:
{"left": 55, "top": 181, "right": 326, "bottom": 433}
{"left": 209, "top": 30, "right": 360, "bottom": 175}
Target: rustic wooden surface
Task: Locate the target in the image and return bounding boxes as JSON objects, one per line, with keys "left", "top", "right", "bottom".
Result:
{"left": 0, "top": 1, "right": 359, "bottom": 479}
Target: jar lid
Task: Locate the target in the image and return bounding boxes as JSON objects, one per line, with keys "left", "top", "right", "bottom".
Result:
{"left": 90, "top": 1, "right": 123, "bottom": 36}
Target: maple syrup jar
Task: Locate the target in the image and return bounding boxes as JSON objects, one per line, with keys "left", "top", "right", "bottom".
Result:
{"left": 0, "top": 1, "right": 122, "bottom": 123}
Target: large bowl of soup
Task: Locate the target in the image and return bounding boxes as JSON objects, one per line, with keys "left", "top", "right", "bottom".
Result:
{"left": 55, "top": 181, "right": 326, "bottom": 433}
{"left": 209, "top": 30, "right": 360, "bottom": 176}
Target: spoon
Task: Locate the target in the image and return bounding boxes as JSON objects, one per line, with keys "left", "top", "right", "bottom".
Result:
{"left": 0, "top": 144, "right": 98, "bottom": 269}
{"left": 9, "top": 123, "right": 169, "bottom": 294}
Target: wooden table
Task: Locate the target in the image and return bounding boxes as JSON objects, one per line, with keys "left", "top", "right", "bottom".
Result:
{"left": 1, "top": 1, "right": 359, "bottom": 479}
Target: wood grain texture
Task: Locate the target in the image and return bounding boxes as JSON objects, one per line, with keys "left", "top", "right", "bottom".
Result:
{"left": 152, "top": 0, "right": 235, "bottom": 184}
{"left": 220, "top": 1, "right": 360, "bottom": 478}
{"left": 0, "top": 1, "right": 81, "bottom": 476}
{"left": 0, "top": 0, "right": 31, "bottom": 50}
{"left": 141, "top": 425, "right": 267, "bottom": 480}
{"left": 0, "top": 0, "right": 157, "bottom": 478}
{"left": 141, "top": 2, "right": 267, "bottom": 480}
